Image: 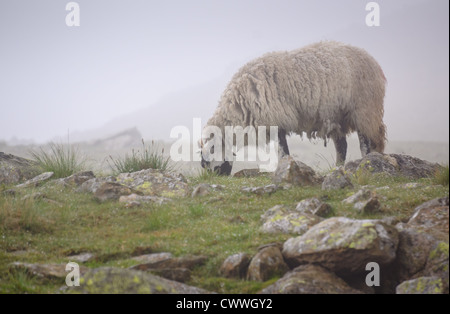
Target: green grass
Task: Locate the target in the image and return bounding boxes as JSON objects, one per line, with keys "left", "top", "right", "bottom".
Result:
{"left": 30, "top": 142, "right": 86, "bottom": 179}
{"left": 108, "top": 139, "right": 172, "bottom": 174}
{"left": 0, "top": 169, "right": 448, "bottom": 293}
{"left": 433, "top": 165, "right": 449, "bottom": 186}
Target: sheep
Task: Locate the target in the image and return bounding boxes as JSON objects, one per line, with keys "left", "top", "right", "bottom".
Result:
{"left": 201, "top": 41, "right": 387, "bottom": 175}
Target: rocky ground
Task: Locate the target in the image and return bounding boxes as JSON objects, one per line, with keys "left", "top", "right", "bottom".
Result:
{"left": 0, "top": 151, "right": 448, "bottom": 294}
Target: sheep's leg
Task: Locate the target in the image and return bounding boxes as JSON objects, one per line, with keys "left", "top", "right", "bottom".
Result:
{"left": 333, "top": 136, "right": 347, "bottom": 165}
{"left": 358, "top": 133, "right": 371, "bottom": 157}
{"left": 278, "top": 128, "right": 290, "bottom": 156}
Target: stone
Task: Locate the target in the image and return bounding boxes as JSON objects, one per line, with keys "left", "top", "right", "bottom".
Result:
{"left": 119, "top": 193, "right": 171, "bottom": 206}
{"left": 93, "top": 182, "right": 135, "bottom": 202}
{"left": 282, "top": 217, "right": 399, "bottom": 276}
{"left": 354, "top": 197, "right": 381, "bottom": 214}
{"left": 261, "top": 205, "right": 323, "bottom": 235}
{"left": 408, "top": 197, "right": 449, "bottom": 241}
{"left": 247, "top": 246, "right": 288, "bottom": 282}
{"left": 77, "top": 176, "right": 117, "bottom": 194}
{"left": 344, "top": 152, "right": 442, "bottom": 179}
{"left": 233, "top": 169, "right": 261, "bottom": 178}
{"left": 65, "top": 267, "right": 210, "bottom": 294}
{"left": 131, "top": 252, "right": 173, "bottom": 264}
{"left": 0, "top": 152, "right": 39, "bottom": 185}
{"left": 322, "top": 167, "right": 353, "bottom": 190}
{"left": 116, "top": 169, "right": 188, "bottom": 198}
{"left": 16, "top": 172, "right": 54, "bottom": 188}
{"left": 147, "top": 268, "right": 191, "bottom": 283}
{"left": 396, "top": 276, "right": 445, "bottom": 294}
{"left": 56, "top": 171, "right": 96, "bottom": 187}
{"left": 272, "top": 156, "right": 323, "bottom": 186}
{"left": 342, "top": 189, "right": 372, "bottom": 204}
{"left": 67, "top": 253, "right": 95, "bottom": 263}
{"left": 403, "top": 182, "right": 423, "bottom": 189}
{"left": 261, "top": 264, "right": 361, "bottom": 294}
{"left": 130, "top": 255, "right": 207, "bottom": 272}
{"left": 191, "top": 184, "right": 212, "bottom": 197}
{"left": 219, "top": 253, "right": 251, "bottom": 279}
{"left": 421, "top": 242, "right": 449, "bottom": 284}
{"left": 10, "top": 262, "right": 88, "bottom": 279}
{"left": 295, "top": 198, "right": 332, "bottom": 217}
{"left": 241, "top": 184, "right": 280, "bottom": 195}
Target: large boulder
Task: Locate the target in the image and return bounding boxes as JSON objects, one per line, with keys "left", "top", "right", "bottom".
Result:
{"left": 345, "top": 152, "right": 442, "bottom": 179}
{"left": 282, "top": 217, "right": 399, "bottom": 275}
{"left": 16, "top": 172, "right": 54, "bottom": 188}
{"left": 261, "top": 264, "right": 361, "bottom": 294}
{"left": 0, "top": 152, "right": 39, "bottom": 185}
{"left": 66, "top": 267, "right": 210, "bottom": 294}
{"left": 322, "top": 167, "right": 353, "bottom": 190}
{"left": 273, "top": 156, "right": 323, "bottom": 186}
{"left": 396, "top": 276, "right": 446, "bottom": 294}
{"left": 219, "top": 253, "right": 251, "bottom": 279}
{"left": 246, "top": 245, "right": 288, "bottom": 282}
{"left": 295, "top": 198, "right": 332, "bottom": 217}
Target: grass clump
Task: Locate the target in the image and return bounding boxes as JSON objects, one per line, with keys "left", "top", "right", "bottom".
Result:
{"left": 30, "top": 142, "right": 86, "bottom": 179}
{"left": 433, "top": 165, "right": 449, "bottom": 186}
{"left": 108, "top": 140, "right": 171, "bottom": 174}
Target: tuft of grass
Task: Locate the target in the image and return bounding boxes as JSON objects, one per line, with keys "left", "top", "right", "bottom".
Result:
{"left": 353, "top": 166, "right": 372, "bottom": 186}
{"left": 108, "top": 139, "right": 171, "bottom": 175}
{"left": 30, "top": 142, "right": 86, "bottom": 179}
{"left": 433, "top": 165, "right": 449, "bottom": 186}
{"left": 192, "top": 168, "right": 220, "bottom": 181}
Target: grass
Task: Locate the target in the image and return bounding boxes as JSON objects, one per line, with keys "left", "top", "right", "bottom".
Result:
{"left": 0, "top": 167, "right": 448, "bottom": 294}
{"left": 433, "top": 165, "right": 449, "bottom": 186}
{"left": 30, "top": 142, "right": 86, "bottom": 179}
{"left": 108, "top": 139, "right": 172, "bottom": 174}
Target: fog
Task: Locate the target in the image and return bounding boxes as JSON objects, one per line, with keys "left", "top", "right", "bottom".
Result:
{"left": 0, "top": 0, "right": 448, "bottom": 145}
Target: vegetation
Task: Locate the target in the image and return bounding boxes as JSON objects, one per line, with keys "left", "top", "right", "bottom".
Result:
{"left": 0, "top": 168, "right": 448, "bottom": 293}
{"left": 30, "top": 142, "right": 86, "bottom": 179}
{"left": 107, "top": 140, "right": 171, "bottom": 174}
{"left": 433, "top": 165, "right": 449, "bottom": 186}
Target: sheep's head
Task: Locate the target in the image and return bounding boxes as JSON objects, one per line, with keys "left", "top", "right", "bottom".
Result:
{"left": 199, "top": 137, "right": 233, "bottom": 176}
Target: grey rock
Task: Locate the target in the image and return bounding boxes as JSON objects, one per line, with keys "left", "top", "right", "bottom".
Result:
{"left": 233, "top": 169, "right": 261, "bottom": 178}
{"left": 77, "top": 176, "right": 117, "bottom": 194}
{"left": 219, "top": 253, "right": 251, "bottom": 279}
{"left": 261, "top": 264, "right": 362, "bottom": 294}
{"left": 247, "top": 246, "right": 288, "bottom": 282}
{"left": 396, "top": 276, "right": 445, "bottom": 294}
{"left": 130, "top": 255, "right": 207, "bottom": 272}
{"left": 94, "top": 182, "right": 136, "bottom": 202}
{"left": 322, "top": 167, "right": 353, "bottom": 190}
{"left": 241, "top": 184, "right": 280, "bottom": 195}
{"left": 282, "top": 217, "right": 399, "bottom": 275}
{"left": 261, "top": 205, "right": 323, "bottom": 235}
{"left": 55, "top": 171, "right": 96, "bottom": 187}
{"left": 119, "top": 193, "right": 171, "bottom": 206}
{"left": 354, "top": 197, "right": 381, "bottom": 214}
{"left": 0, "top": 152, "right": 39, "bottom": 185}
{"left": 295, "top": 198, "right": 332, "bottom": 217}
{"left": 191, "top": 184, "right": 212, "bottom": 197}
{"left": 10, "top": 262, "right": 88, "bottom": 279}
{"left": 67, "top": 253, "right": 96, "bottom": 263}
{"left": 342, "top": 189, "right": 372, "bottom": 204}
{"left": 65, "top": 267, "right": 210, "bottom": 294}
{"left": 273, "top": 156, "right": 323, "bottom": 186}
{"left": 131, "top": 253, "right": 173, "bottom": 264}
{"left": 16, "top": 172, "right": 54, "bottom": 188}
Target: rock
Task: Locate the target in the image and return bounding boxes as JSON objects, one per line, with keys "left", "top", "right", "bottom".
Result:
{"left": 130, "top": 255, "right": 207, "bottom": 272}
{"left": 295, "top": 198, "right": 332, "bottom": 217}
{"left": 247, "top": 246, "right": 288, "bottom": 282}
{"left": 55, "top": 171, "right": 96, "bottom": 187}
{"left": 233, "top": 169, "right": 261, "bottom": 178}
{"left": 403, "top": 182, "right": 423, "bottom": 189}
{"left": 119, "top": 193, "right": 171, "bottom": 206}
{"left": 421, "top": 242, "right": 449, "bottom": 285}
{"left": 147, "top": 268, "right": 191, "bottom": 283}
{"left": 67, "top": 253, "right": 96, "bottom": 263}
{"left": 191, "top": 184, "right": 212, "bottom": 197}
{"left": 408, "top": 197, "right": 449, "bottom": 241}
{"left": 116, "top": 169, "right": 188, "bottom": 198}
{"left": 131, "top": 252, "right": 173, "bottom": 264}
{"left": 241, "top": 184, "right": 280, "bottom": 195}
{"left": 66, "top": 267, "right": 210, "bottom": 294}
{"left": 345, "top": 152, "right": 442, "bottom": 179}
{"left": 219, "top": 253, "right": 251, "bottom": 279}
{"left": 0, "top": 152, "right": 39, "bottom": 185}
{"left": 354, "top": 197, "right": 381, "bottom": 214}
{"left": 396, "top": 276, "right": 445, "bottom": 294}
{"left": 282, "top": 217, "right": 399, "bottom": 275}
{"left": 322, "top": 168, "right": 353, "bottom": 190}
{"left": 261, "top": 264, "right": 361, "bottom": 294}
{"left": 93, "top": 182, "right": 136, "bottom": 202}
{"left": 273, "top": 156, "right": 323, "bottom": 186}
{"left": 16, "top": 172, "right": 54, "bottom": 188}
{"left": 342, "top": 189, "right": 372, "bottom": 204}
{"left": 10, "top": 262, "right": 88, "bottom": 279}
{"left": 21, "top": 192, "right": 46, "bottom": 201}
{"left": 77, "top": 176, "right": 117, "bottom": 194}
{"left": 261, "top": 205, "right": 323, "bottom": 235}
{"left": 394, "top": 223, "right": 438, "bottom": 281}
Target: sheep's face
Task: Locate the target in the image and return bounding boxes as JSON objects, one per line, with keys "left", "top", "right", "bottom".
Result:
{"left": 200, "top": 138, "right": 233, "bottom": 176}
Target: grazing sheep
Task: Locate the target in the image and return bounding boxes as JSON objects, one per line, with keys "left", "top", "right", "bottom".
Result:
{"left": 201, "top": 41, "right": 387, "bottom": 175}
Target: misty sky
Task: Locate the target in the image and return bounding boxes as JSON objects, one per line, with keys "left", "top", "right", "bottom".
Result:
{"left": 0, "top": 0, "right": 449, "bottom": 143}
